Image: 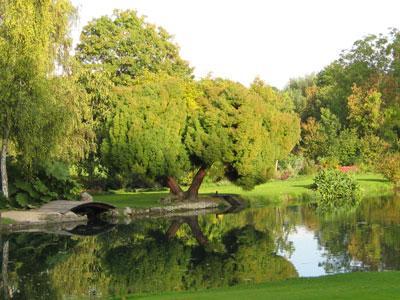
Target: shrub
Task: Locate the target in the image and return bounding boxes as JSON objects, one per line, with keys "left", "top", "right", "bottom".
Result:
{"left": 5, "top": 160, "right": 81, "bottom": 208}
{"left": 359, "top": 135, "right": 389, "bottom": 169}
{"left": 378, "top": 153, "right": 400, "bottom": 187}
{"left": 313, "top": 169, "right": 361, "bottom": 212}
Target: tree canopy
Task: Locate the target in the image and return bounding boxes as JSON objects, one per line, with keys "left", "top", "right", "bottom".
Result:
{"left": 100, "top": 75, "right": 192, "bottom": 187}
{"left": 76, "top": 10, "right": 193, "bottom": 85}
{"left": 286, "top": 29, "right": 400, "bottom": 167}
{"left": 0, "top": 0, "right": 92, "bottom": 201}
{"left": 101, "top": 74, "right": 300, "bottom": 196}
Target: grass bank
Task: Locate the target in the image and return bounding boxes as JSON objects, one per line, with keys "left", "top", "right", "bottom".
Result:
{"left": 124, "top": 271, "right": 400, "bottom": 300}
{"left": 95, "top": 173, "right": 393, "bottom": 208}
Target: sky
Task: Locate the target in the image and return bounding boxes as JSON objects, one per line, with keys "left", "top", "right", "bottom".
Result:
{"left": 70, "top": 0, "right": 400, "bottom": 89}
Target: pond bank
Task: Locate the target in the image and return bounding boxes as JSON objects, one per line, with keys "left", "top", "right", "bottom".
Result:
{"left": 0, "top": 209, "right": 88, "bottom": 230}
{"left": 0, "top": 173, "right": 393, "bottom": 227}
{"left": 0, "top": 195, "right": 245, "bottom": 230}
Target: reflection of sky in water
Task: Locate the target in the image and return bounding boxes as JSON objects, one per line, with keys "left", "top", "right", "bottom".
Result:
{"left": 279, "top": 226, "right": 327, "bottom": 277}
{"left": 279, "top": 225, "right": 364, "bottom": 277}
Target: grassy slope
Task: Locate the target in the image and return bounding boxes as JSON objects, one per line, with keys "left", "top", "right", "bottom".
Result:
{"left": 125, "top": 272, "right": 400, "bottom": 300}
{"left": 95, "top": 173, "right": 393, "bottom": 208}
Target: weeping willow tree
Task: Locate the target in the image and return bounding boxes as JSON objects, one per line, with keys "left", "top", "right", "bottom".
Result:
{"left": 0, "top": 0, "right": 93, "bottom": 200}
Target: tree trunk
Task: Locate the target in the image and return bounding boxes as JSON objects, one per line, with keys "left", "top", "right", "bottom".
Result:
{"left": 2, "top": 240, "right": 9, "bottom": 299}
{"left": 186, "top": 216, "right": 208, "bottom": 245}
{"left": 165, "top": 167, "right": 207, "bottom": 202}
{"left": 165, "top": 217, "right": 208, "bottom": 246}
{"left": 166, "top": 176, "right": 185, "bottom": 198}
{"left": 1, "top": 130, "right": 8, "bottom": 199}
{"left": 186, "top": 167, "right": 207, "bottom": 201}
{"left": 166, "top": 220, "right": 183, "bottom": 240}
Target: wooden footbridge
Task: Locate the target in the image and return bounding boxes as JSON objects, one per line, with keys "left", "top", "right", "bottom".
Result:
{"left": 37, "top": 200, "right": 116, "bottom": 219}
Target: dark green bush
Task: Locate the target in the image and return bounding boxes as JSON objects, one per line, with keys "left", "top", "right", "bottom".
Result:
{"left": 5, "top": 160, "right": 81, "bottom": 208}
{"left": 313, "top": 169, "right": 361, "bottom": 212}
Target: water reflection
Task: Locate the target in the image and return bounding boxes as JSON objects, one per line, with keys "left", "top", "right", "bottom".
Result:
{"left": 0, "top": 195, "right": 399, "bottom": 299}
{"left": 166, "top": 216, "right": 208, "bottom": 245}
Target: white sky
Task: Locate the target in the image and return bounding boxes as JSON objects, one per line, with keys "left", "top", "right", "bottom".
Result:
{"left": 70, "top": 0, "right": 400, "bottom": 89}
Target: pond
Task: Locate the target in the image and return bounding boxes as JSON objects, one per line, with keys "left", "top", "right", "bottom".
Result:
{"left": 1, "top": 195, "right": 399, "bottom": 299}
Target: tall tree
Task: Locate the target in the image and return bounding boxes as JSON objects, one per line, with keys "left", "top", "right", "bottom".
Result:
{"left": 76, "top": 10, "right": 193, "bottom": 181}
{"left": 314, "top": 30, "right": 400, "bottom": 143}
{"left": 347, "top": 85, "right": 383, "bottom": 136}
{"left": 76, "top": 10, "right": 193, "bottom": 85}
{"left": 284, "top": 74, "right": 316, "bottom": 120}
{"left": 0, "top": 0, "right": 87, "bottom": 199}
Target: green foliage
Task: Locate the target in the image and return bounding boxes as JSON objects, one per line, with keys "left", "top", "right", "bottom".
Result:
{"left": 100, "top": 75, "right": 300, "bottom": 191}
{"left": 284, "top": 74, "right": 316, "bottom": 119}
{"left": 319, "top": 108, "right": 341, "bottom": 140}
{"left": 301, "top": 109, "right": 359, "bottom": 165}
{"left": 299, "top": 159, "right": 318, "bottom": 175}
{"left": 76, "top": 10, "right": 192, "bottom": 85}
{"left": 378, "top": 153, "right": 400, "bottom": 187}
{"left": 381, "top": 106, "right": 400, "bottom": 150}
{"left": 347, "top": 85, "right": 383, "bottom": 136}
{"left": 6, "top": 161, "right": 80, "bottom": 208}
{"left": 318, "top": 156, "right": 340, "bottom": 169}
{"left": 313, "top": 169, "right": 362, "bottom": 212}
{"left": 335, "top": 129, "right": 360, "bottom": 165}
{"left": 300, "top": 109, "right": 338, "bottom": 162}
{"left": 296, "top": 29, "right": 400, "bottom": 168}
{"left": 101, "top": 75, "right": 191, "bottom": 188}
{"left": 186, "top": 78, "right": 300, "bottom": 190}
{"left": 277, "top": 154, "right": 307, "bottom": 178}
{"left": 359, "top": 135, "right": 389, "bottom": 168}
{"left": 0, "top": 0, "right": 80, "bottom": 162}
{"left": 301, "top": 104, "right": 364, "bottom": 166}
{"left": 0, "top": 0, "right": 92, "bottom": 203}
{"left": 76, "top": 9, "right": 193, "bottom": 184}
{"left": 300, "top": 117, "right": 324, "bottom": 161}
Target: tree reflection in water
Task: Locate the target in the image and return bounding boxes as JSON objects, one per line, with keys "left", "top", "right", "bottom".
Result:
{"left": 166, "top": 216, "right": 208, "bottom": 245}
{"left": 2, "top": 195, "right": 399, "bottom": 299}
{"left": 0, "top": 214, "right": 297, "bottom": 299}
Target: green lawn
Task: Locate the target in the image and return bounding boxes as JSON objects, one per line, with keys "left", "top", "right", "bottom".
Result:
{"left": 94, "top": 173, "right": 393, "bottom": 208}
{"left": 94, "top": 191, "right": 167, "bottom": 208}
{"left": 124, "top": 272, "right": 400, "bottom": 300}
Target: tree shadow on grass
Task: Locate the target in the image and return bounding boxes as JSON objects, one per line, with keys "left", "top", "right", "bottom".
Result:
{"left": 357, "top": 179, "right": 389, "bottom": 183}
{"left": 292, "top": 184, "right": 315, "bottom": 189}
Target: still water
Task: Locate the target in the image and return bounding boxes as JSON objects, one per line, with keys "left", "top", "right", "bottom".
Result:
{"left": 1, "top": 195, "right": 399, "bottom": 299}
